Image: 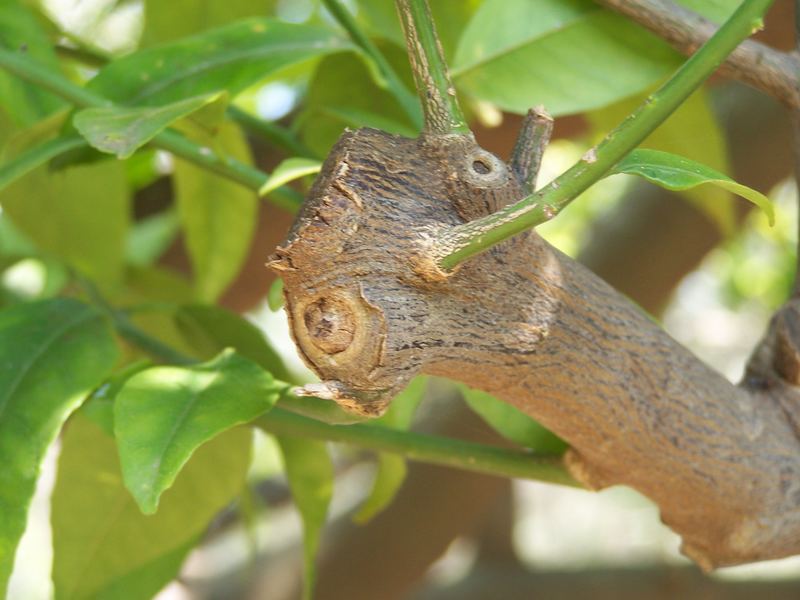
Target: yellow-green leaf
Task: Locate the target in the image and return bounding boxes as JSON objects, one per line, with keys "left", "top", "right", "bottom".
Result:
{"left": 259, "top": 157, "right": 321, "bottom": 197}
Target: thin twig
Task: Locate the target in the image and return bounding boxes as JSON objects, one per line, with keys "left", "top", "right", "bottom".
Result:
{"left": 435, "top": 0, "right": 775, "bottom": 269}
{"left": 395, "top": 0, "right": 470, "bottom": 135}
{"left": 597, "top": 0, "right": 800, "bottom": 110}
{"left": 322, "top": 0, "right": 422, "bottom": 129}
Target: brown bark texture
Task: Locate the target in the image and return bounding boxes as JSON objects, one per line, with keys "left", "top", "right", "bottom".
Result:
{"left": 270, "top": 124, "right": 800, "bottom": 570}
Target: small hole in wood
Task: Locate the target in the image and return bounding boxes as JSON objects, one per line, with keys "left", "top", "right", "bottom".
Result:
{"left": 472, "top": 159, "right": 491, "bottom": 174}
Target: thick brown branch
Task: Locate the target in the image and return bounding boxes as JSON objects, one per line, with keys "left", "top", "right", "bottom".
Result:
{"left": 274, "top": 128, "right": 800, "bottom": 569}
{"left": 597, "top": 0, "right": 800, "bottom": 110}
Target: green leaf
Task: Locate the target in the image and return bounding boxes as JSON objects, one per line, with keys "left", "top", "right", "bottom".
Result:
{"left": 174, "top": 121, "right": 256, "bottom": 301}
{"left": 0, "top": 135, "right": 86, "bottom": 192}
{"left": 52, "top": 416, "right": 251, "bottom": 600}
{"left": 0, "top": 0, "right": 64, "bottom": 126}
{"left": 0, "top": 298, "right": 118, "bottom": 597}
{"left": 88, "top": 19, "right": 353, "bottom": 106}
{"left": 74, "top": 93, "right": 225, "bottom": 159}
{"left": 588, "top": 88, "right": 736, "bottom": 235}
{"left": 173, "top": 303, "right": 290, "bottom": 381}
{"left": 0, "top": 160, "right": 130, "bottom": 284}
{"left": 612, "top": 149, "right": 775, "bottom": 225}
{"left": 354, "top": 376, "right": 427, "bottom": 523}
{"left": 277, "top": 436, "right": 333, "bottom": 600}
{"left": 115, "top": 349, "right": 286, "bottom": 514}
{"left": 125, "top": 210, "right": 180, "bottom": 268}
{"left": 259, "top": 157, "right": 321, "bottom": 196}
{"left": 452, "top": 0, "right": 681, "bottom": 116}
{"left": 268, "top": 278, "right": 285, "bottom": 312}
{"left": 353, "top": 454, "right": 406, "bottom": 524}
{"left": 460, "top": 384, "right": 567, "bottom": 455}
{"left": 301, "top": 50, "right": 418, "bottom": 155}
{"left": 141, "top": 0, "right": 278, "bottom": 46}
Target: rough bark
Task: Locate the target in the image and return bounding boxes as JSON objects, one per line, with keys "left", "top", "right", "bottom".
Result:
{"left": 271, "top": 126, "right": 800, "bottom": 569}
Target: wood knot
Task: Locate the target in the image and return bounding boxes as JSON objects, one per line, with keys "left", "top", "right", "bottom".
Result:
{"left": 303, "top": 297, "right": 355, "bottom": 354}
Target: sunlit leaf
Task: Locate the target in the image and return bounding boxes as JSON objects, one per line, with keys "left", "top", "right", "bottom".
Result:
{"left": 453, "top": 0, "right": 680, "bottom": 116}
{"left": 52, "top": 416, "right": 251, "bottom": 600}
{"left": 588, "top": 89, "right": 736, "bottom": 235}
{"left": 174, "top": 121, "right": 256, "bottom": 301}
{"left": 0, "top": 299, "right": 118, "bottom": 597}
{"left": 88, "top": 19, "right": 353, "bottom": 106}
{"left": 277, "top": 436, "right": 333, "bottom": 600}
{"left": 268, "top": 278, "right": 284, "bottom": 312}
{"left": 259, "top": 157, "right": 321, "bottom": 196}
{"left": 0, "top": 160, "right": 129, "bottom": 284}
{"left": 460, "top": 384, "right": 567, "bottom": 454}
{"left": 612, "top": 149, "right": 775, "bottom": 225}
{"left": 115, "top": 349, "right": 286, "bottom": 514}
{"left": 74, "top": 93, "right": 225, "bottom": 159}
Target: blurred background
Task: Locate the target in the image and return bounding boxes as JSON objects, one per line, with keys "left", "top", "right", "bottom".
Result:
{"left": 4, "top": 0, "right": 800, "bottom": 598}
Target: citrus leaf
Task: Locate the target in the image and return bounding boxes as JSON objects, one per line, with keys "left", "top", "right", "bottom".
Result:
{"left": 52, "top": 416, "right": 251, "bottom": 600}
{"left": 452, "top": 0, "right": 680, "bottom": 116}
{"left": 354, "top": 376, "right": 427, "bottom": 523}
{"left": 0, "top": 136, "right": 85, "bottom": 192}
{"left": 115, "top": 349, "right": 287, "bottom": 514}
{"left": 268, "top": 278, "right": 284, "bottom": 312}
{"left": 173, "top": 303, "right": 290, "bottom": 382}
{"left": 259, "top": 157, "right": 321, "bottom": 196}
{"left": 74, "top": 93, "right": 225, "bottom": 159}
{"left": 277, "top": 436, "right": 333, "bottom": 600}
{"left": 0, "top": 298, "right": 118, "bottom": 597}
{"left": 174, "top": 121, "right": 256, "bottom": 302}
{"left": 588, "top": 88, "right": 736, "bottom": 235}
{"left": 460, "top": 384, "right": 567, "bottom": 454}
{"left": 612, "top": 149, "right": 775, "bottom": 225}
{"left": 88, "top": 19, "right": 353, "bottom": 106}
{"left": 0, "top": 160, "right": 130, "bottom": 284}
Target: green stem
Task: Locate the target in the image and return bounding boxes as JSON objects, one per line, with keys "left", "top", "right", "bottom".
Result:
{"left": 395, "top": 0, "right": 470, "bottom": 135}
{"left": 436, "top": 0, "right": 774, "bottom": 269}
{"left": 322, "top": 0, "right": 423, "bottom": 130}
{"left": 87, "top": 293, "right": 576, "bottom": 486}
{"left": 0, "top": 48, "right": 301, "bottom": 212}
{"left": 257, "top": 409, "right": 578, "bottom": 487}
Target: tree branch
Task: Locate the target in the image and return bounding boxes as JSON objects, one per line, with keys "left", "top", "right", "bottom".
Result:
{"left": 598, "top": 0, "right": 800, "bottom": 110}
{"left": 395, "top": 0, "right": 470, "bottom": 135}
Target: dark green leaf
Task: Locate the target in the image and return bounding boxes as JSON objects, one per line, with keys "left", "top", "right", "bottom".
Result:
{"left": 277, "top": 436, "right": 333, "bottom": 600}
{"left": 174, "top": 121, "right": 256, "bottom": 301}
{"left": 452, "top": 0, "right": 681, "bottom": 116}
{"left": 74, "top": 93, "right": 224, "bottom": 159}
{"left": 460, "top": 384, "right": 567, "bottom": 454}
{"left": 0, "top": 160, "right": 130, "bottom": 284}
{"left": 612, "top": 149, "right": 775, "bottom": 225}
{"left": 88, "top": 19, "right": 353, "bottom": 106}
{"left": 52, "top": 416, "right": 251, "bottom": 600}
{"left": 0, "top": 298, "right": 118, "bottom": 596}
{"left": 115, "top": 349, "right": 286, "bottom": 514}
{"left": 174, "top": 303, "right": 290, "bottom": 381}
